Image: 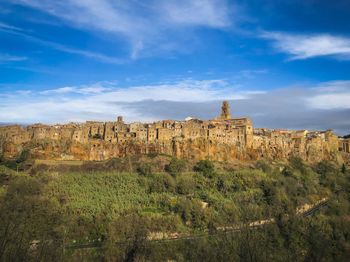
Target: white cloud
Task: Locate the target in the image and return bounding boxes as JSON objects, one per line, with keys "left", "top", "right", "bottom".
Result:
{"left": 262, "top": 31, "right": 350, "bottom": 60}
{"left": 1, "top": 79, "right": 350, "bottom": 134}
{"left": 309, "top": 94, "right": 350, "bottom": 109}
{"left": 40, "top": 87, "right": 76, "bottom": 95}
{"left": 12, "top": 0, "right": 234, "bottom": 57}
{"left": 0, "top": 79, "right": 255, "bottom": 123}
{"left": 159, "top": 0, "right": 231, "bottom": 28}
{"left": 307, "top": 81, "right": 350, "bottom": 109}
{"left": 40, "top": 85, "right": 112, "bottom": 95}
{"left": 38, "top": 79, "right": 251, "bottom": 102}
{"left": 16, "top": 90, "right": 32, "bottom": 95}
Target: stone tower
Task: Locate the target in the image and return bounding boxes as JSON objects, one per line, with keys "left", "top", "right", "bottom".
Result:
{"left": 117, "top": 116, "right": 124, "bottom": 123}
{"left": 219, "top": 101, "right": 232, "bottom": 120}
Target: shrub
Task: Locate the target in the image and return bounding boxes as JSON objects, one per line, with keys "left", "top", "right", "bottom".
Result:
{"left": 173, "top": 199, "right": 207, "bottom": 229}
{"left": 314, "top": 161, "right": 337, "bottom": 175}
{"left": 165, "top": 158, "right": 187, "bottom": 176}
{"left": 176, "top": 175, "right": 196, "bottom": 195}
{"left": 149, "top": 173, "right": 176, "bottom": 193}
{"left": 282, "top": 167, "right": 293, "bottom": 177}
{"left": 0, "top": 170, "right": 10, "bottom": 186}
{"left": 194, "top": 160, "right": 215, "bottom": 177}
{"left": 289, "top": 157, "right": 308, "bottom": 174}
{"left": 341, "top": 164, "right": 346, "bottom": 174}
{"left": 136, "top": 163, "right": 153, "bottom": 176}
{"left": 255, "top": 160, "right": 272, "bottom": 174}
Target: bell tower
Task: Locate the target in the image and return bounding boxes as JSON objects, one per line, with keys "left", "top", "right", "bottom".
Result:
{"left": 219, "top": 101, "right": 232, "bottom": 120}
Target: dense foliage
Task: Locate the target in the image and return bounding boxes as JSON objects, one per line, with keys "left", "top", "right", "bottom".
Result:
{"left": 0, "top": 157, "right": 349, "bottom": 261}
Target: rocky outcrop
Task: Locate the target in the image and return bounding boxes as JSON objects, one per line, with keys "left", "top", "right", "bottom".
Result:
{"left": 0, "top": 101, "right": 347, "bottom": 163}
{"left": 0, "top": 132, "right": 343, "bottom": 163}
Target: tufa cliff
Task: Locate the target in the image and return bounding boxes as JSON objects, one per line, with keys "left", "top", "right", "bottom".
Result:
{"left": 0, "top": 101, "right": 349, "bottom": 163}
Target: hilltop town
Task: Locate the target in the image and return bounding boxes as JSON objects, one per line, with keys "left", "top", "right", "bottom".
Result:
{"left": 0, "top": 101, "right": 349, "bottom": 163}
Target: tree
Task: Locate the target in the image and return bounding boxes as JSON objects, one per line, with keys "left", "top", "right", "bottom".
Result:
{"left": 165, "top": 158, "right": 187, "bottom": 177}
{"left": 100, "top": 213, "right": 149, "bottom": 261}
{"left": 0, "top": 176, "right": 66, "bottom": 261}
{"left": 194, "top": 160, "right": 215, "bottom": 177}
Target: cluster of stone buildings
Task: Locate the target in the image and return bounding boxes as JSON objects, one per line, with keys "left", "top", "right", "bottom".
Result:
{"left": 0, "top": 101, "right": 349, "bottom": 162}
{"left": 0, "top": 101, "right": 252, "bottom": 147}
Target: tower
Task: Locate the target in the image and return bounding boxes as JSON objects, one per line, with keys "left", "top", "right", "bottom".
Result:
{"left": 117, "top": 116, "right": 124, "bottom": 123}
{"left": 219, "top": 101, "right": 232, "bottom": 120}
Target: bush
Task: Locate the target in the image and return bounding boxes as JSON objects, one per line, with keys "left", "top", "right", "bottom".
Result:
{"left": 255, "top": 160, "right": 273, "bottom": 174}
{"left": 137, "top": 163, "right": 153, "bottom": 176}
{"left": 16, "top": 149, "right": 29, "bottom": 163}
{"left": 149, "top": 173, "right": 176, "bottom": 193}
{"left": 282, "top": 167, "right": 293, "bottom": 177}
{"left": 176, "top": 175, "right": 196, "bottom": 195}
{"left": 314, "top": 161, "right": 337, "bottom": 175}
{"left": 165, "top": 158, "right": 187, "bottom": 177}
{"left": 0, "top": 171, "right": 10, "bottom": 186}
{"left": 289, "top": 157, "right": 308, "bottom": 175}
{"left": 194, "top": 160, "right": 215, "bottom": 177}
{"left": 173, "top": 199, "right": 207, "bottom": 229}
{"left": 341, "top": 164, "right": 346, "bottom": 174}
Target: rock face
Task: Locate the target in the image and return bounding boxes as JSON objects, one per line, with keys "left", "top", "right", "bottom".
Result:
{"left": 0, "top": 102, "right": 348, "bottom": 163}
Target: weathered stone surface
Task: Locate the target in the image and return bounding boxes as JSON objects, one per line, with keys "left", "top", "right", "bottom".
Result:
{"left": 0, "top": 101, "right": 348, "bottom": 163}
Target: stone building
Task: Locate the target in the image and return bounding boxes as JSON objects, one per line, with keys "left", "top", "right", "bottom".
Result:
{"left": 339, "top": 137, "right": 350, "bottom": 153}
{"left": 0, "top": 101, "right": 347, "bottom": 162}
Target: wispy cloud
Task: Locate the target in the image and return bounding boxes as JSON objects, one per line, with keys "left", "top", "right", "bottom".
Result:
{"left": 1, "top": 79, "right": 349, "bottom": 134}
{"left": 236, "top": 69, "right": 268, "bottom": 79}
{"left": 159, "top": 0, "right": 232, "bottom": 28}
{"left": 40, "top": 85, "right": 112, "bottom": 95}
{"left": 0, "top": 24, "right": 124, "bottom": 64}
{"left": 0, "top": 21, "right": 23, "bottom": 32}
{"left": 262, "top": 31, "right": 350, "bottom": 60}
{"left": 0, "top": 53, "right": 27, "bottom": 62}
{"left": 16, "top": 90, "right": 32, "bottom": 95}
{"left": 39, "top": 79, "right": 249, "bottom": 101}
{"left": 12, "top": 0, "right": 234, "bottom": 58}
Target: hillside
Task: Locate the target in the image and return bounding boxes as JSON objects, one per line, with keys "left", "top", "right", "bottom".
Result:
{"left": 0, "top": 157, "right": 350, "bottom": 261}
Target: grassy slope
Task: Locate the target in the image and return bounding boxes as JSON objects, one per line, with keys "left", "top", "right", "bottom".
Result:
{"left": 42, "top": 163, "right": 330, "bottom": 233}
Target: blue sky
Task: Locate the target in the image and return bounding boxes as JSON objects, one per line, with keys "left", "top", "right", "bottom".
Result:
{"left": 0, "top": 0, "right": 350, "bottom": 134}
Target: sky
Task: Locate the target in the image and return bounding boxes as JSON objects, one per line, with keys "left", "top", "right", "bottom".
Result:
{"left": 0, "top": 0, "right": 350, "bottom": 135}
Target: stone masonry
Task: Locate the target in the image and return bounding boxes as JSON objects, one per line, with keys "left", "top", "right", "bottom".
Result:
{"left": 0, "top": 101, "right": 347, "bottom": 162}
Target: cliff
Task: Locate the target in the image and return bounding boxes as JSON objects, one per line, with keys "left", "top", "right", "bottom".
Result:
{"left": 0, "top": 102, "right": 348, "bottom": 163}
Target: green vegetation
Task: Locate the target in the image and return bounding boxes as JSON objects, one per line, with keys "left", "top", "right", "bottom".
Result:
{"left": 165, "top": 158, "right": 187, "bottom": 176}
{"left": 0, "top": 157, "right": 350, "bottom": 261}
{"left": 193, "top": 159, "right": 215, "bottom": 177}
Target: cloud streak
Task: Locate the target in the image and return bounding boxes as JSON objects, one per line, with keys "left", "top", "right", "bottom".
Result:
{"left": 0, "top": 53, "right": 27, "bottom": 62}
{"left": 262, "top": 31, "right": 350, "bottom": 60}
{"left": 0, "top": 24, "right": 124, "bottom": 64}
{"left": 12, "top": 0, "right": 234, "bottom": 58}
